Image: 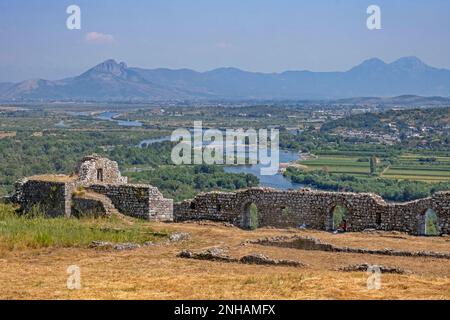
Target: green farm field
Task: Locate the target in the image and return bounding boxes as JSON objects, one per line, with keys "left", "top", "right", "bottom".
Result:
{"left": 299, "top": 153, "right": 450, "bottom": 182}
{"left": 381, "top": 154, "right": 450, "bottom": 182}
{"left": 299, "top": 156, "right": 370, "bottom": 175}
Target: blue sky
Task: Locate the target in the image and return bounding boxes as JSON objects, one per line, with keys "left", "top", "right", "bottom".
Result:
{"left": 1, "top": 0, "right": 450, "bottom": 81}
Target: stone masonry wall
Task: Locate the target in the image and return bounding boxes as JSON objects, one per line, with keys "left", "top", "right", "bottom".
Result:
{"left": 87, "top": 183, "right": 173, "bottom": 221}
{"left": 76, "top": 155, "right": 127, "bottom": 185}
{"left": 12, "top": 156, "right": 173, "bottom": 221}
{"left": 14, "top": 179, "right": 72, "bottom": 217}
{"left": 174, "top": 188, "right": 450, "bottom": 235}
{"left": 13, "top": 179, "right": 173, "bottom": 221}
{"left": 148, "top": 186, "right": 174, "bottom": 221}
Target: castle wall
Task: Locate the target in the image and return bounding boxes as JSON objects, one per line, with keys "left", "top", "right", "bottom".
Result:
{"left": 76, "top": 155, "right": 127, "bottom": 184}
{"left": 87, "top": 184, "right": 173, "bottom": 221}
{"left": 11, "top": 154, "right": 449, "bottom": 234}
{"left": 14, "top": 180, "right": 72, "bottom": 217}
{"left": 12, "top": 156, "right": 173, "bottom": 221}
{"left": 174, "top": 188, "right": 450, "bottom": 235}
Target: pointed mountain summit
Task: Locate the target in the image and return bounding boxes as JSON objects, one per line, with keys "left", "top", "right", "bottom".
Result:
{"left": 87, "top": 59, "right": 127, "bottom": 75}
{"left": 349, "top": 58, "right": 388, "bottom": 74}
{"left": 2, "top": 56, "right": 450, "bottom": 101}
{"left": 79, "top": 59, "right": 140, "bottom": 81}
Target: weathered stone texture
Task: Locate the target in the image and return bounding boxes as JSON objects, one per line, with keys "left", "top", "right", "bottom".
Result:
{"left": 87, "top": 183, "right": 173, "bottom": 220}
{"left": 174, "top": 188, "right": 450, "bottom": 235}
{"left": 11, "top": 155, "right": 450, "bottom": 234}
{"left": 13, "top": 179, "right": 69, "bottom": 217}
{"left": 76, "top": 154, "right": 127, "bottom": 184}
{"left": 12, "top": 155, "right": 174, "bottom": 221}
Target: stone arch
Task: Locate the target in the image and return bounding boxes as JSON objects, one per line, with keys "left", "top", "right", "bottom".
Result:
{"left": 326, "top": 203, "right": 351, "bottom": 231}
{"left": 241, "top": 201, "right": 259, "bottom": 230}
{"left": 419, "top": 208, "right": 440, "bottom": 236}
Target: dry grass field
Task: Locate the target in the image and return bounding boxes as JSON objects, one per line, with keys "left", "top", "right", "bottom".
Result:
{"left": 0, "top": 220, "right": 449, "bottom": 300}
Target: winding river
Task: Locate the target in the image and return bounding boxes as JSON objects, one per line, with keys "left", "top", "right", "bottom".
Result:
{"left": 96, "top": 111, "right": 143, "bottom": 127}
{"left": 91, "top": 111, "right": 303, "bottom": 190}
{"left": 138, "top": 136, "right": 303, "bottom": 190}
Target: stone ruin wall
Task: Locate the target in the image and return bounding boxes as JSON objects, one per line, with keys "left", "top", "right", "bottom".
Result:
{"left": 87, "top": 183, "right": 173, "bottom": 220}
{"left": 13, "top": 179, "right": 173, "bottom": 221}
{"left": 147, "top": 186, "right": 174, "bottom": 222}
{"left": 76, "top": 155, "right": 127, "bottom": 184}
{"left": 12, "top": 179, "right": 77, "bottom": 217}
{"left": 11, "top": 171, "right": 450, "bottom": 235}
{"left": 174, "top": 188, "right": 450, "bottom": 235}
{"left": 10, "top": 155, "right": 173, "bottom": 221}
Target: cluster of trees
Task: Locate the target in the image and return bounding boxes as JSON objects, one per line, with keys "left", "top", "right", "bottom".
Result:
{"left": 0, "top": 131, "right": 174, "bottom": 196}
{"left": 279, "top": 130, "right": 400, "bottom": 156}
{"left": 0, "top": 129, "right": 260, "bottom": 201}
{"left": 125, "top": 164, "right": 259, "bottom": 201}
{"left": 320, "top": 113, "right": 387, "bottom": 133}
{"left": 284, "top": 167, "right": 450, "bottom": 202}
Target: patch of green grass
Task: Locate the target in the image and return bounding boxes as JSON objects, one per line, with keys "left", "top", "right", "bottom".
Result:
{"left": 300, "top": 155, "right": 370, "bottom": 175}
{"left": 384, "top": 168, "right": 450, "bottom": 177}
{"left": 0, "top": 204, "right": 168, "bottom": 250}
{"left": 301, "top": 152, "right": 450, "bottom": 182}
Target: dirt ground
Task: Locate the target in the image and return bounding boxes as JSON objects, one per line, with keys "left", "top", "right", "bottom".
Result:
{"left": 0, "top": 221, "right": 449, "bottom": 300}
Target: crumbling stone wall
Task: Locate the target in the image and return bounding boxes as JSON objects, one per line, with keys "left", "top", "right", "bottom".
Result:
{"left": 87, "top": 183, "right": 173, "bottom": 221}
{"left": 76, "top": 154, "right": 127, "bottom": 184}
{"left": 12, "top": 155, "right": 173, "bottom": 221}
{"left": 174, "top": 188, "right": 450, "bottom": 235}
{"left": 148, "top": 187, "right": 174, "bottom": 222}
{"left": 13, "top": 179, "right": 73, "bottom": 217}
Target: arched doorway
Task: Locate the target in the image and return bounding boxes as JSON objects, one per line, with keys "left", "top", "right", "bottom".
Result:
{"left": 242, "top": 202, "right": 259, "bottom": 230}
{"left": 420, "top": 209, "right": 440, "bottom": 236}
{"left": 327, "top": 204, "right": 349, "bottom": 231}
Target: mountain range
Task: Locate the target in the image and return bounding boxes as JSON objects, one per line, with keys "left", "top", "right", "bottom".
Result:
{"left": 1, "top": 57, "right": 450, "bottom": 101}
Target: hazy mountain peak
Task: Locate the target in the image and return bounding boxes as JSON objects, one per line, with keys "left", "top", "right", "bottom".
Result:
{"left": 2, "top": 56, "right": 450, "bottom": 101}
{"left": 349, "top": 57, "right": 386, "bottom": 73}
{"left": 361, "top": 57, "right": 386, "bottom": 65}
{"left": 390, "top": 56, "right": 428, "bottom": 69}
{"left": 392, "top": 56, "right": 423, "bottom": 64}
{"left": 209, "top": 67, "right": 245, "bottom": 74}
{"left": 87, "top": 59, "right": 128, "bottom": 76}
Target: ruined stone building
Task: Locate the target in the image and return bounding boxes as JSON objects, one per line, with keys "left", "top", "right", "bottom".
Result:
{"left": 11, "top": 155, "right": 173, "bottom": 221}
{"left": 9, "top": 155, "right": 450, "bottom": 236}
{"left": 173, "top": 188, "right": 450, "bottom": 236}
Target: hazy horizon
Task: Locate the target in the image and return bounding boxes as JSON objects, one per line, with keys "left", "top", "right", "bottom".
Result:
{"left": 2, "top": 55, "right": 446, "bottom": 84}
{"left": 1, "top": 0, "right": 450, "bottom": 82}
